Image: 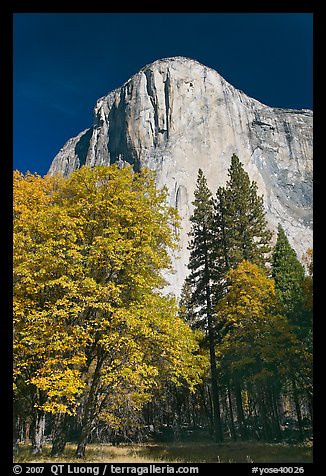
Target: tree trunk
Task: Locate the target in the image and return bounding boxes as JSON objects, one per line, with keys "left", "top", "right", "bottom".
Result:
{"left": 257, "top": 385, "right": 272, "bottom": 441}
{"left": 292, "top": 378, "right": 304, "bottom": 440}
{"left": 51, "top": 413, "right": 70, "bottom": 457}
{"left": 30, "top": 411, "right": 45, "bottom": 455}
{"left": 307, "top": 392, "right": 313, "bottom": 422}
{"left": 24, "top": 417, "right": 31, "bottom": 445}
{"left": 13, "top": 409, "right": 20, "bottom": 454}
{"left": 270, "top": 384, "right": 282, "bottom": 441}
{"left": 207, "top": 324, "right": 223, "bottom": 442}
{"left": 76, "top": 434, "right": 88, "bottom": 458}
{"left": 235, "top": 382, "right": 247, "bottom": 440}
{"left": 76, "top": 420, "right": 94, "bottom": 458}
{"left": 200, "top": 383, "right": 212, "bottom": 429}
{"left": 227, "top": 385, "right": 237, "bottom": 441}
{"left": 75, "top": 352, "right": 104, "bottom": 457}
{"left": 204, "top": 243, "right": 223, "bottom": 442}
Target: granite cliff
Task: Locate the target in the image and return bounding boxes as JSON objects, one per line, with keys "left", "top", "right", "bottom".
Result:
{"left": 48, "top": 57, "right": 313, "bottom": 295}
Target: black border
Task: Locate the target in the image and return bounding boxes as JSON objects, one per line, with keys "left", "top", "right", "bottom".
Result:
{"left": 4, "top": 2, "right": 319, "bottom": 474}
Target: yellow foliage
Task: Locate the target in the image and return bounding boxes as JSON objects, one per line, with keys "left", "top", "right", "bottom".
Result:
{"left": 216, "top": 260, "right": 309, "bottom": 387}
{"left": 13, "top": 166, "right": 204, "bottom": 424}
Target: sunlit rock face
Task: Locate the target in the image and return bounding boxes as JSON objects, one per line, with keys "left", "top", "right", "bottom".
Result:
{"left": 48, "top": 57, "right": 313, "bottom": 296}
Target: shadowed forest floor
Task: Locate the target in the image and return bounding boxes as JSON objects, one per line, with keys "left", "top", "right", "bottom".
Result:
{"left": 14, "top": 441, "right": 313, "bottom": 463}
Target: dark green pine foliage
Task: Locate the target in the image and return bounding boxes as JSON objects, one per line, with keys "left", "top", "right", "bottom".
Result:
{"left": 271, "top": 224, "right": 311, "bottom": 440}
{"left": 272, "top": 224, "right": 307, "bottom": 335}
{"left": 221, "top": 154, "right": 272, "bottom": 270}
{"left": 210, "top": 155, "right": 273, "bottom": 441}
{"left": 211, "top": 154, "right": 272, "bottom": 306}
{"left": 178, "top": 279, "right": 197, "bottom": 329}
{"left": 211, "top": 186, "right": 231, "bottom": 304}
{"left": 187, "top": 169, "right": 215, "bottom": 324}
{"left": 187, "top": 169, "right": 223, "bottom": 442}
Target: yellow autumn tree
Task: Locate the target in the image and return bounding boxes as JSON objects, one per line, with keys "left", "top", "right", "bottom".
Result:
{"left": 13, "top": 166, "right": 205, "bottom": 456}
{"left": 14, "top": 170, "right": 93, "bottom": 453}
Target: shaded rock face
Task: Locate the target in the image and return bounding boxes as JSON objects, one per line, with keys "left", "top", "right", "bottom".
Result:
{"left": 48, "top": 57, "right": 313, "bottom": 296}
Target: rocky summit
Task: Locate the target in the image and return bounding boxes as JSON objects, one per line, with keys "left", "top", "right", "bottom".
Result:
{"left": 48, "top": 56, "right": 313, "bottom": 296}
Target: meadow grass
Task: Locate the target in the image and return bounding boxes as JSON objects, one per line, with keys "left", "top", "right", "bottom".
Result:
{"left": 14, "top": 440, "right": 313, "bottom": 464}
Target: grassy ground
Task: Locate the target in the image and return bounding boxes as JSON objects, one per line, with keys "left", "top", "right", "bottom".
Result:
{"left": 14, "top": 441, "right": 313, "bottom": 464}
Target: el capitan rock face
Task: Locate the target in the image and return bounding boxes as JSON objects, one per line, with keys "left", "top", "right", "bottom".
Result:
{"left": 48, "top": 56, "right": 313, "bottom": 295}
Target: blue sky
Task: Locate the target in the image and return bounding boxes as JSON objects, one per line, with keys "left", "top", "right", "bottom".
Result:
{"left": 13, "top": 13, "right": 313, "bottom": 176}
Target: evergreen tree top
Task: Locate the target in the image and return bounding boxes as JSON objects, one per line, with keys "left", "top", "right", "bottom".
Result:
{"left": 272, "top": 224, "right": 305, "bottom": 279}
{"left": 190, "top": 169, "right": 214, "bottom": 228}
{"left": 220, "top": 154, "right": 272, "bottom": 268}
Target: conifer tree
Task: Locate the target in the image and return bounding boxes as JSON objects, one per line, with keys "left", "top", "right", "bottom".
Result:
{"left": 211, "top": 154, "right": 273, "bottom": 310}
{"left": 178, "top": 279, "right": 197, "bottom": 329}
{"left": 272, "top": 225, "right": 312, "bottom": 440}
{"left": 210, "top": 154, "right": 273, "bottom": 439}
{"left": 272, "top": 224, "right": 307, "bottom": 334}
{"left": 187, "top": 169, "right": 223, "bottom": 442}
{"left": 210, "top": 186, "right": 230, "bottom": 305}
{"left": 217, "top": 154, "right": 272, "bottom": 271}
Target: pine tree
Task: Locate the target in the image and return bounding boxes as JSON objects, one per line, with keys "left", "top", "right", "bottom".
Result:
{"left": 271, "top": 225, "right": 312, "bottom": 440}
{"left": 211, "top": 154, "right": 273, "bottom": 313}
{"left": 272, "top": 224, "right": 307, "bottom": 333}
{"left": 178, "top": 279, "right": 197, "bottom": 329}
{"left": 210, "top": 154, "right": 273, "bottom": 439}
{"left": 187, "top": 169, "right": 215, "bottom": 311}
{"left": 210, "top": 186, "right": 230, "bottom": 305}
{"left": 187, "top": 169, "right": 223, "bottom": 442}
{"left": 217, "top": 154, "right": 272, "bottom": 271}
